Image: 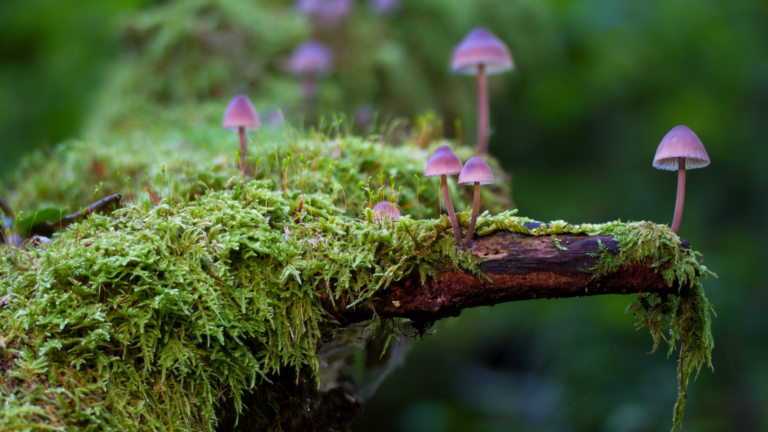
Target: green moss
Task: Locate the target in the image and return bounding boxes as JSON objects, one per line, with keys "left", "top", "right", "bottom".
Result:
{"left": 0, "top": 134, "right": 712, "bottom": 431}
{"left": 0, "top": 113, "right": 512, "bottom": 222}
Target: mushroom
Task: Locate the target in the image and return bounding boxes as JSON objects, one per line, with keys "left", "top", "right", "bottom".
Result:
{"left": 458, "top": 156, "right": 494, "bottom": 247}
{"left": 223, "top": 95, "right": 261, "bottom": 178}
{"left": 288, "top": 40, "right": 334, "bottom": 101}
{"left": 451, "top": 28, "right": 514, "bottom": 154}
{"left": 425, "top": 145, "right": 464, "bottom": 247}
{"left": 653, "top": 125, "right": 710, "bottom": 234}
{"left": 373, "top": 201, "right": 401, "bottom": 222}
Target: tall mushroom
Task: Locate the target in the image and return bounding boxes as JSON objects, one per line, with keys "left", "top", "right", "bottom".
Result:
{"left": 425, "top": 145, "right": 464, "bottom": 248}
{"left": 288, "top": 40, "right": 334, "bottom": 102}
{"left": 451, "top": 28, "right": 514, "bottom": 154}
{"left": 458, "top": 156, "right": 494, "bottom": 247}
{"left": 653, "top": 125, "right": 710, "bottom": 234}
{"left": 223, "top": 95, "right": 261, "bottom": 178}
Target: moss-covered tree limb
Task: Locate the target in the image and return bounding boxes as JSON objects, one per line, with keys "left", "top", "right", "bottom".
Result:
{"left": 0, "top": 135, "right": 713, "bottom": 431}
{"left": 325, "top": 226, "right": 692, "bottom": 325}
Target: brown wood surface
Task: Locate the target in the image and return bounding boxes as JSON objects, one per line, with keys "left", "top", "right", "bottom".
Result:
{"left": 324, "top": 227, "right": 689, "bottom": 325}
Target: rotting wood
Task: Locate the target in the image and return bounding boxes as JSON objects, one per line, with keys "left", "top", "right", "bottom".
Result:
{"left": 324, "top": 223, "right": 690, "bottom": 326}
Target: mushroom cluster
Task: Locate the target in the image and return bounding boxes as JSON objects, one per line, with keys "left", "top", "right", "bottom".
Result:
{"left": 425, "top": 146, "right": 495, "bottom": 249}
{"left": 217, "top": 20, "right": 711, "bottom": 242}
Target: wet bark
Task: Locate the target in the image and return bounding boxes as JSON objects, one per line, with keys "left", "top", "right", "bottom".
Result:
{"left": 324, "top": 224, "right": 690, "bottom": 326}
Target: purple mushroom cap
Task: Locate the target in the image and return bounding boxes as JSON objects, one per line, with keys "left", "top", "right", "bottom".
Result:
{"left": 458, "top": 157, "right": 495, "bottom": 185}
{"left": 288, "top": 40, "right": 334, "bottom": 76}
{"left": 222, "top": 95, "right": 261, "bottom": 131}
{"left": 424, "top": 145, "right": 463, "bottom": 178}
{"left": 451, "top": 28, "right": 514, "bottom": 75}
{"left": 653, "top": 125, "right": 710, "bottom": 171}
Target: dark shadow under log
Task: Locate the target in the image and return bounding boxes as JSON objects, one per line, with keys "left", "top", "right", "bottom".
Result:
{"left": 325, "top": 228, "right": 690, "bottom": 326}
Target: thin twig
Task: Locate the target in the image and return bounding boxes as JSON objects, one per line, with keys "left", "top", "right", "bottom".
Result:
{"left": 47, "top": 194, "right": 123, "bottom": 231}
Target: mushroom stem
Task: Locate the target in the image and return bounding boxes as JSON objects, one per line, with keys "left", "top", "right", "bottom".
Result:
{"left": 302, "top": 75, "right": 317, "bottom": 99}
{"left": 671, "top": 157, "right": 686, "bottom": 234}
{"left": 239, "top": 126, "right": 249, "bottom": 178}
{"left": 302, "top": 75, "right": 317, "bottom": 118}
{"left": 441, "top": 174, "right": 463, "bottom": 248}
{"left": 476, "top": 64, "right": 489, "bottom": 154}
{"left": 465, "top": 183, "right": 481, "bottom": 247}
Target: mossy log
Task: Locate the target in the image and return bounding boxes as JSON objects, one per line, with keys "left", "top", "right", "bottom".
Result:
{"left": 0, "top": 135, "right": 713, "bottom": 431}
{"left": 326, "top": 224, "right": 692, "bottom": 326}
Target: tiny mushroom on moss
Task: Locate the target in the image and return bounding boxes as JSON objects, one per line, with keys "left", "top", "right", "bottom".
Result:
{"left": 653, "top": 125, "right": 710, "bottom": 234}
{"left": 451, "top": 28, "right": 513, "bottom": 154}
{"left": 425, "top": 145, "right": 464, "bottom": 248}
{"left": 223, "top": 95, "right": 261, "bottom": 178}
{"left": 458, "top": 156, "right": 494, "bottom": 247}
{"left": 373, "top": 201, "right": 401, "bottom": 222}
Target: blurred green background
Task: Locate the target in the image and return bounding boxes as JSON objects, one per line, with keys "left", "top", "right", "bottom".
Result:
{"left": 1, "top": 0, "right": 766, "bottom": 431}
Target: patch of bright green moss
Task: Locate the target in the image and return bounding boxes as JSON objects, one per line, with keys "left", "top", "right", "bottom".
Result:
{"left": 0, "top": 114, "right": 512, "bottom": 221}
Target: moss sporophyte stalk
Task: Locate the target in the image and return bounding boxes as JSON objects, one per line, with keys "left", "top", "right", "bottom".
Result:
{"left": 0, "top": 134, "right": 713, "bottom": 431}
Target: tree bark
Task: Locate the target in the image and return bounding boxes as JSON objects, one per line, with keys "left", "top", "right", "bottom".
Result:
{"left": 324, "top": 223, "right": 690, "bottom": 326}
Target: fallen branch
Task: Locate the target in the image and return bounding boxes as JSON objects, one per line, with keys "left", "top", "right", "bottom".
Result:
{"left": 28, "top": 194, "right": 123, "bottom": 237}
{"left": 325, "top": 224, "right": 690, "bottom": 326}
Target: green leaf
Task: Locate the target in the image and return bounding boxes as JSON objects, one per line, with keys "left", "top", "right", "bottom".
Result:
{"left": 16, "top": 208, "right": 67, "bottom": 235}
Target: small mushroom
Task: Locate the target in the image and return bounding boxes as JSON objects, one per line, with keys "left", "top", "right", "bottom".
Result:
{"left": 458, "top": 156, "right": 494, "bottom": 247}
{"left": 425, "top": 146, "right": 464, "bottom": 247}
{"left": 373, "top": 201, "right": 401, "bottom": 221}
{"left": 451, "top": 28, "right": 514, "bottom": 154}
{"left": 223, "top": 95, "right": 261, "bottom": 178}
{"left": 653, "top": 125, "right": 710, "bottom": 234}
{"left": 288, "top": 40, "right": 334, "bottom": 100}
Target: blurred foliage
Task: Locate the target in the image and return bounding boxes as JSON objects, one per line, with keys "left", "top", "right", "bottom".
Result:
{"left": 0, "top": 111, "right": 511, "bottom": 217}
{"left": 84, "top": 0, "right": 550, "bottom": 137}
{"left": 0, "top": 0, "right": 153, "bottom": 171}
{"left": 1, "top": 0, "right": 767, "bottom": 430}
